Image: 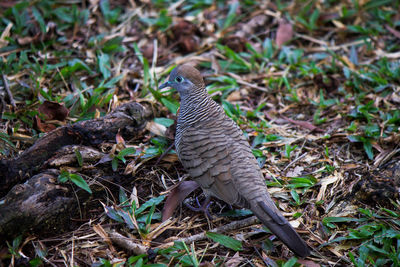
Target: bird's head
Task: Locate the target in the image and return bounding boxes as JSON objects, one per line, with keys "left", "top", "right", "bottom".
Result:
{"left": 159, "top": 65, "right": 205, "bottom": 96}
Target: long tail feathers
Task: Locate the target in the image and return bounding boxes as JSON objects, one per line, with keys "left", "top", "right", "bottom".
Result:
{"left": 252, "top": 201, "right": 311, "bottom": 257}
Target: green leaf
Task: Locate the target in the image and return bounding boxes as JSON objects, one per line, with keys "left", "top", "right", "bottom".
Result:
{"left": 323, "top": 217, "right": 358, "bottom": 223}
{"left": 75, "top": 148, "right": 83, "bottom": 167}
{"left": 217, "top": 44, "right": 250, "bottom": 70}
{"left": 60, "top": 59, "right": 93, "bottom": 78}
{"left": 58, "top": 170, "right": 69, "bottom": 183}
{"left": 118, "top": 147, "right": 136, "bottom": 158}
{"left": 120, "top": 210, "right": 136, "bottom": 229}
{"left": 100, "top": 0, "right": 121, "bottom": 24}
{"left": 111, "top": 157, "right": 118, "bottom": 171}
{"left": 363, "top": 140, "right": 374, "bottom": 160}
{"left": 381, "top": 208, "right": 399, "bottom": 217}
{"left": 11, "top": 235, "right": 22, "bottom": 251}
{"left": 134, "top": 258, "right": 143, "bottom": 267}
{"left": 102, "top": 37, "right": 125, "bottom": 53}
{"left": 222, "top": 1, "right": 239, "bottom": 30}
{"left": 145, "top": 204, "right": 156, "bottom": 226}
{"left": 104, "top": 206, "right": 124, "bottom": 223}
{"left": 119, "top": 187, "right": 129, "bottom": 206}
{"left": 29, "top": 258, "right": 43, "bottom": 266}
{"left": 69, "top": 174, "right": 92, "bottom": 194}
{"left": 284, "top": 144, "right": 297, "bottom": 158}
{"left": 347, "top": 122, "right": 357, "bottom": 132}
{"left": 96, "top": 74, "right": 121, "bottom": 88}
{"left": 348, "top": 251, "right": 357, "bottom": 265}
{"left": 128, "top": 255, "right": 147, "bottom": 264}
{"left": 154, "top": 117, "right": 175, "bottom": 127}
{"left": 322, "top": 217, "right": 363, "bottom": 226}
{"left": 98, "top": 53, "right": 111, "bottom": 79}
{"left": 161, "top": 98, "right": 179, "bottom": 115}
{"left": 309, "top": 8, "right": 320, "bottom": 30}
{"left": 363, "top": 0, "right": 393, "bottom": 10}
{"left": 31, "top": 6, "right": 46, "bottom": 33}
{"left": 288, "top": 176, "right": 317, "bottom": 188}
{"left": 135, "top": 195, "right": 165, "bottom": 215}
{"left": 0, "top": 132, "right": 15, "bottom": 148}
{"left": 140, "top": 9, "right": 171, "bottom": 31}
{"left": 290, "top": 189, "right": 300, "bottom": 205}
{"left": 206, "top": 232, "right": 242, "bottom": 251}
{"left": 282, "top": 257, "right": 298, "bottom": 267}
{"left": 366, "top": 244, "right": 389, "bottom": 255}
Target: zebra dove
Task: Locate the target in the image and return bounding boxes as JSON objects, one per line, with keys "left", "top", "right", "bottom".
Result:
{"left": 159, "top": 65, "right": 310, "bottom": 257}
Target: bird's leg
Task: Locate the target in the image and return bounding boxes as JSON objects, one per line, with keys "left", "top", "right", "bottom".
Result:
{"left": 184, "top": 195, "right": 213, "bottom": 219}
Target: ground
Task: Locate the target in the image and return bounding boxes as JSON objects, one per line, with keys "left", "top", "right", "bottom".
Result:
{"left": 0, "top": 0, "right": 399, "bottom": 266}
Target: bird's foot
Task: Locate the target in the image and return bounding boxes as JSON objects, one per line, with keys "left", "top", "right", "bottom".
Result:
{"left": 184, "top": 196, "right": 213, "bottom": 219}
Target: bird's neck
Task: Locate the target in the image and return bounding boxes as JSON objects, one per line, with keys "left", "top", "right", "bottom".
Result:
{"left": 178, "top": 90, "right": 218, "bottom": 126}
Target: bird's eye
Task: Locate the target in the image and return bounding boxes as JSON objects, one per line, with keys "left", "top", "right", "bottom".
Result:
{"left": 175, "top": 76, "right": 184, "bottom": 83}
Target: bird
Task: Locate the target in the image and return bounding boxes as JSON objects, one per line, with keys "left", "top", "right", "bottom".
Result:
{"left": 159, "top": 64, "right": 311, "bottom": 257}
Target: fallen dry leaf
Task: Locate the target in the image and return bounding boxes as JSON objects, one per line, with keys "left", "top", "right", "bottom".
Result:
{"left": 146, "top": 120, "right": 167, "bottom": 136}
{"left": 286, "top": 166, "right": 304, "bottom": 177}
{"left": 38, "top": 100, "right": 69, "bottom": 121}
{"left": 170, "top": 20, "right": 201, "bottom": 53}
{"left": 224, "top": 252, "right": 244, "bottom": 267}
{"left": 35, "top": 101, "right": 69, "bottom": 132}
{"left": 221, "top": 35, "right": 247, "bottom": 52}
{"left": 34, "top": 115, "right": 56, "bottom": 132}
{"left": 226, "top": 90, "right": 242, "bottom": 101}
{"left": 17, "top": 34, "right": 41, "bottom": 46}
{"left": 276, "top": 19, "right": 293, "bottom": 47}
{"left": 281, "top": 115, "right": 324, "bottom": 132}
{"left": 317, "top": 174, "right": 339, "bottom": 202}
{"left": 162, "top": 180, "right": 199, "bottom": 221}
{"left": 115, "top": 131, "right": 126, "bottom": 146}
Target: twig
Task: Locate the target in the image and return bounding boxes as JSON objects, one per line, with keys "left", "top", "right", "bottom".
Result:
{"left": 151, "top": 38, "right": 158, "bottom": 76}
{"left": 111, "top": 8, "right": 141, "bottom": 34}
{"left": 109, "top": 231, "right": 148, "bottom": 255}
{"left": 283, "top": 152, "right": 307, "bottom": 171}
{"left": 303, "top": 38, "right": 371, "bottom": 52}
{"left": 159, "top": 216, "right": 259, "bottom": 248}
{"left": 253, "top": 245, "right": 270, "bottom": 266}
{"left": 180, "top": 216, "right": 259, "bottom": 243}
{"left": 227, "top": 72, "right": 270, "bottom": 93}
{"left": 0, "top": 95, "right": 5, "bottom": 116}
{"left": 156, "top": 142, "right": 175, "bottom": 165}
{"left": 70, "top": 237, "right": 75, "bottom": 267}
{"left": 1, "top": 73, "right": 16, "bottom": 109}
{"left": 283, "top": 139, "right": 308, "bottom": 171}
{"left": 295, "top": 33, "right": 328, "bottom": 46}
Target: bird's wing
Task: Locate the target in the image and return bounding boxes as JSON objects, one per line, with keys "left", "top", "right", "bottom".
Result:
{"left": 177, "top": 118, "right": 244, "bottom": 205}
{"left": 177, "top": 116, "right": 311, "bottom": 257}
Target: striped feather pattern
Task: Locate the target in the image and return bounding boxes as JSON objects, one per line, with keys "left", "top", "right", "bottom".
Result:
{"left": 169, "top": 65, "right": 310, "bottom": 257}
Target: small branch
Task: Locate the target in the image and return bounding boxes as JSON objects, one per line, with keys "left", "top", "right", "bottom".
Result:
{"left": 109, "top": 231, "right": 148, "bottom": 255}
{"left": 155, "top": 142, "right": 175, "bottom": 165}
{"left": 283, "top": 153, "right": 307, "bottom": 171}
{"left": 227, "top": 72, "right": 270, "bottom": 93}
{"left": 302, "top": 38, "right": 371, "bottom": 53}
{"left": 0, "top": 95, "right": 5, "bottom": 116}
{"left": 1, "top": 73, "right": 16, "bottom": 109}
{"left": 158, "top": 216, "right": 259, "bottom": 248}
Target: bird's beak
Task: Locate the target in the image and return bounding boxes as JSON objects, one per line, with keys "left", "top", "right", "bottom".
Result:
{"left": 159, "top": 81, "right": 171, "bottom": 89}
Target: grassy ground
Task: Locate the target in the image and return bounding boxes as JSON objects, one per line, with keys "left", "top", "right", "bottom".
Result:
{"left": 1, "top": 0, "right": 399, "bottom": 266}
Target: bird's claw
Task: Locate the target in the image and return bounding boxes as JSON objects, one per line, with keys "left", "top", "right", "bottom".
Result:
{"left": 184, "top": 197, "right": 213, "bottom": 219}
